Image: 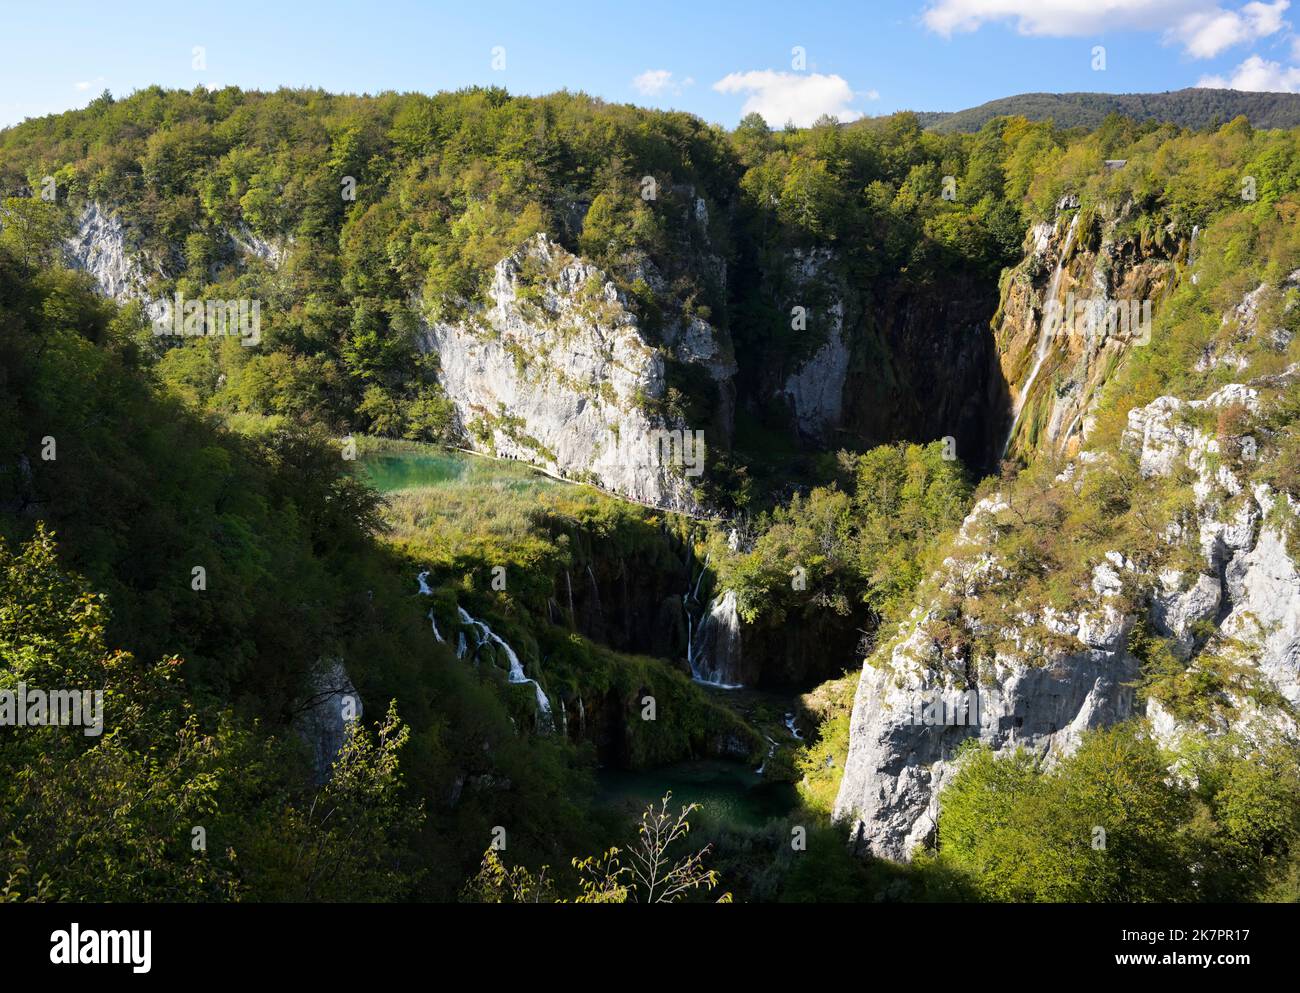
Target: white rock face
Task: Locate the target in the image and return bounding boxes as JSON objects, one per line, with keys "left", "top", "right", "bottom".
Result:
{"left": 835, "top": 374, "right": 1300, "bottom": 861}
{"left": 781, "top": 248, "right": 849, "bottom": 438}
{"left": 64, "top": 203, "right": 166, "bottom": 322}
{"left": 833, "top": 498, "right": 1141, "bottom": 859}
{"left": 230, "top": 223, "right": 287, "bottom": 269}
{"left": 420, "top": 234, "right": 721, "bottom": 512}
{"left": 65, "top": 201, "right": 282, "bottom": 320}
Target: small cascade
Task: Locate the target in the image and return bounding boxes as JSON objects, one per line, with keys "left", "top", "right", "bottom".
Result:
{"left": 756, "top": 735, "right": 778, "bottom": 775}
{"left": 416, "top": 570, "right": 445, "bottom": 641}
{"left": 415, "top": 571, "right": 552, "bottom": 730}
{"left": 784, "top": 712, "right": 804, "bottom": 741}
{"left": 577, "top": 695, "right": 586, "bottom": 736}
{"left": 689, "top": 590, "right": 744, "bottom": 689}
{"left": 1001, "top": 212, "right": 1080, "bottom": 459}
{"left": 456, "top": 606, "right": 554, "bottom": 729}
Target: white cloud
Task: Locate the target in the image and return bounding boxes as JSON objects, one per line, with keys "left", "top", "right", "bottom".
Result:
{"left": 632, "top": 70, "right": 693, "bottom": 97}
{"left": 74, "top": 76, "right": 106, "bottom": 92}
{"left": 923, "top": 0, "right": 1205, "bottom": 37}
{"left": 923, "top": 1, "right": 1288, "bottom": 58}
{"left": 1172, "top": 1, "right": 1289, "bottom": 57}
{"left": 712, "top": 71, "right": 863, "bottom": 126}
{"left": 1198, "top": 51, "right": 1300, "bottom": 87}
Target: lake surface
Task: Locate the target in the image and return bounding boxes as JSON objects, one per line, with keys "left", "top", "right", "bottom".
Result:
{"left": 359, "top": 450, "right": 469, "bottom": 492}
{"left": 597, "top": 759, "right": 799, "bottom": 830}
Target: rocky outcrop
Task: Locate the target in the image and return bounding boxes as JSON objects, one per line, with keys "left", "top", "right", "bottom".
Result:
{"left": 780, "top": 248, "right": 850, "bottom": 438}
{"left": 64, "top": 203, "right": 166, "bottom": 322}
{"left": 834, "top": 373, "right": 1300, "bottom": 861}
{"left": 419, "top": 234, "right": 730, "bottom": 512}
{"left": 65, "top": 201, "right": 287, "bottom": 316}
{"left": 997, "top": 200, "right": 1185, "bottom": 460}
{"left": 743, "top": 246, "right": 1001, "bottom": 469}
{"left": 229, "top": 223, "right": 287, "bottom": 269}
{"left": 295, "top": 658, "right": 363, "bottom": 784}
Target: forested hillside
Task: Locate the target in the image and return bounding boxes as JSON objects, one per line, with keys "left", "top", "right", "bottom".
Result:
{"left": 2, "top": 86, "right": 1300, "bottom": 903}
{"left": 920, "top": 87, "right": 1300, "bottom": 134}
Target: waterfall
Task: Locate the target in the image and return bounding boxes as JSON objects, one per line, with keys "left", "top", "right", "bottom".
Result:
{"left": 682, "top": 550, "right": 712, "bottom": 676}
{"left": 785, "top": 712, "right": 804, "bottom": 741}
{"left": 756, "top": 735, "right": 777, "bottom": 775}
{"left": 415, "top": 571, "right": 552, "bottom": 730}
{"left": 689, "top": 590, "right": 744, "bottom": 689}
{"left": 456, "top": 606, "right": 554, "bottom": 729}
{"left": 1001, "top": 212, "right": 1079, "bottom": 459}
{"left": 416, "top": 570, "right": 445, "bottom": 641}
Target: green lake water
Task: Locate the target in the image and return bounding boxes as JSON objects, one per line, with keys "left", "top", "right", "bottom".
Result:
{"left": 596, "top": 760, "right": 799, "bottom": 830}
{"left": 359, "top": 447, "right": 558, "bottom": 495}
{"left": 358, "top": 450, "right": 470, "bottom": 491}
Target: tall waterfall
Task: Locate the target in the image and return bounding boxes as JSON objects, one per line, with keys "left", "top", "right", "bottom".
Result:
{"left": 689, "top": 590, "right": 744, "bottom": 688}
{"left": 1001, "top": 212, "right": 1080, "bottom": 459}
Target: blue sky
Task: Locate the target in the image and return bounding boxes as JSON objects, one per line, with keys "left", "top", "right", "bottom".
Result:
{"left": 4, "top": 0, "right": 1300, "bottom": 129}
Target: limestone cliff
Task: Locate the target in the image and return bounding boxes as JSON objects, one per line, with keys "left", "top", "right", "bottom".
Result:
{"left": 834, "top": 362, "right": 1300, "bottom": 860}
{"left": 997, "top": 198, "right": 1186, "bottom": 460}
{"left": 418, "top": 233, "right": 733, "bottom": 513}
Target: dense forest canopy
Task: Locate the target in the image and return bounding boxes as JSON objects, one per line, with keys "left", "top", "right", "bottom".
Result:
{"left": 918, "top": 87, "right": 1300, "bottom": 134}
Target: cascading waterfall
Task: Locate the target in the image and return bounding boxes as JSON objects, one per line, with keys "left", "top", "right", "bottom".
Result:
{"left": 1001, "top": 212, "right": 1080, "bottom": 459}
{"left": 456, "top": 606, "right": 554, "bottom": 729}
{"left": 785, "top": 712, "right": 804, "bottom": 741}
{"left": 415, "top": 571, "right": 552, "bottom": 729}
{"left": 417, "top": 570, "right": 445, "bottom": 641}
{"left": 689, "top": 589, "right": 744, "bottom": 689}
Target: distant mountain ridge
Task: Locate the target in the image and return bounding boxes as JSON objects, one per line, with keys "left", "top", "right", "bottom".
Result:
{"left": 913, "top": 88, "right": 1300, "bottom": 133}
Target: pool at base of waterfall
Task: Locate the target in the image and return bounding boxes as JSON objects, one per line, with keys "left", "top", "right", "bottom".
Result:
{"left": 595, "top": 760, "right": 799, "bottom": 831}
